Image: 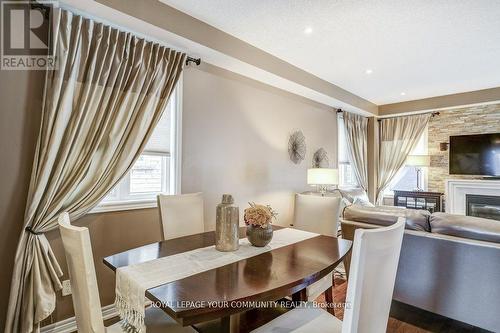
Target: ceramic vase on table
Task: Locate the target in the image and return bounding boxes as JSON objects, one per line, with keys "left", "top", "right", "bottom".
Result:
{"left": 246, "top": 224, "right": 273, "bottom": 247}
{"left": 215, "top": 194, "right": 239, "bottom": 252}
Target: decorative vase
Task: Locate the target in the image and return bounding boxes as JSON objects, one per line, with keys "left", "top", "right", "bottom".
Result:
{"left": 215, "top": 194, "right": 239, "bottom": 252}
{"left": 246, "top": 224, "right": 273, "bottom": 247}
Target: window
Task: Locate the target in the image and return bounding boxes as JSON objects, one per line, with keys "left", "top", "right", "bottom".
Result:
{"left": 386, "top": 126, "right": 428, "bottom": 194}
{"left": 92, "top": 83, "right": 182, "bottom": 212}
{"left": 338, "top": 115, "right": 359, "bottom": 188}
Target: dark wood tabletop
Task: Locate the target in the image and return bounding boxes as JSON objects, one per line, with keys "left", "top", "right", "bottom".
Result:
{"left": 103, "top": 226, "right": 352, "bottom": 332}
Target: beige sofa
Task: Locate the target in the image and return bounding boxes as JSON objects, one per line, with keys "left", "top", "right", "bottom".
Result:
{"left": 341, "top": 204, "right": 500, "bottom": 332}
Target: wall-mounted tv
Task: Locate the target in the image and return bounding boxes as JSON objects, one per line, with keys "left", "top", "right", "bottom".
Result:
{"left": 449, "top": 133, "right": 500, "bottom": 176}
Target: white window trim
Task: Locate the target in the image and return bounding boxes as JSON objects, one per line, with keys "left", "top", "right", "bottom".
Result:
{"left": 90, "top": 199, "right": 159, "bottom": 214}
{"left": 338, "top": 162, "right": 360, "bottom": 189}
{"left": 89, "top": 77, "right": 183, "bottom": 214}
{"left": 170, "top": 75, "right": 183, "bottom": 195}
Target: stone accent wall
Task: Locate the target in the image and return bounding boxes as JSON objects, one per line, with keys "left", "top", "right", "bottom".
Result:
{"left": 428, "top": 103, "right": 500, "bottom": 193}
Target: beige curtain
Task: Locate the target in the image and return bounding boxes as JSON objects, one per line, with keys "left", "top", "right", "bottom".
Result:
{"left": 343, "top": 112, "right": 369, "bottom": 191}
{"left": 5, "top": 9, "right": 186, "bottom": 333}
{"left": 376, "top": 114, "right": 431, "bottom": 204}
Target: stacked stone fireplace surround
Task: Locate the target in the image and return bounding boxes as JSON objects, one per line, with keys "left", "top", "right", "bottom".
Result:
{"left": 427, "top": 102, "right": 500, "bottom": 213}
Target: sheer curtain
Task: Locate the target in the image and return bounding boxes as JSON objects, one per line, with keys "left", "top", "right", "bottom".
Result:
{"left": 342, "top": 112, "right": 369, "bottom": 191}
{"left": 376, "top": 114, "right": 431, "bottom": 204}
{"left": 5, "top": 9, "right": 186, "bottom": 332}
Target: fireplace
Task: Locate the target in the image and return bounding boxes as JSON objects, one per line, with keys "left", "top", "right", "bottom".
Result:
{"left": 446, "top": 179, "right": 500, "bottom": 216}
{"left": 466, "top": 194, "right": 500, "bottom": 221}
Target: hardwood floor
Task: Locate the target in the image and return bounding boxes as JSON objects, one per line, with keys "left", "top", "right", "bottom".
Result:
{"left": 314, "top": 278, "right": 491, "bottom": 333}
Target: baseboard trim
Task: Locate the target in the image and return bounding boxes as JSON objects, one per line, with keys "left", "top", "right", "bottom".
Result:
{"left": 41, "top": 304, "right": 118, "bottom": 333}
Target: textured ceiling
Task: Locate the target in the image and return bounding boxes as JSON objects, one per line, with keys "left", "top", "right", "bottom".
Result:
{"left": 160, "top": 0, "right": 500, "bottom": 105}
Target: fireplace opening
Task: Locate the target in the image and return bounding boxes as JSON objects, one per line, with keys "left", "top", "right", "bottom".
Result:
{"left": 466, "top": 194, "right": 500, "bottom": 221}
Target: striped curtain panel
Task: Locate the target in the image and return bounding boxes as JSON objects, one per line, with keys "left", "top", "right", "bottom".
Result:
{"left": 5, "top": 9, "right": 186, "bottom": 332}
{"left": 342, "top": 112, "right": 369, "bottom": 192}
{"left": 376, "top": 114, "right": 431, "bottom": 204}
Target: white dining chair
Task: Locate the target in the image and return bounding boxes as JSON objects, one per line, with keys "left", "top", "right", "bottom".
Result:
{"left": 294, "top": 193, "right": 341, "bottom": 237}
{"left": 293, "top": 193, "right": 342, "bottom": 309}
{"left": 252, "top": 218, "right": 405, "bottom": 333}
{"left": 157, "top": 192, "right": 205, "bottom": 240}
{"left": 58, "top": 212, "right": 196, "bottom": 333}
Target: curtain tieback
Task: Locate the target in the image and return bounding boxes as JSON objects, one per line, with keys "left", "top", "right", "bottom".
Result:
{"left": 25, "top": 226, "right": 43, "bottom": 235}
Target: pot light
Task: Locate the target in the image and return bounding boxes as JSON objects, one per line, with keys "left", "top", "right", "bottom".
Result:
{"left": 304, "top": 27, "right": 313, "bottom": 34}
{"left": 365, "top": 69, "right": 373, "bottom": 74}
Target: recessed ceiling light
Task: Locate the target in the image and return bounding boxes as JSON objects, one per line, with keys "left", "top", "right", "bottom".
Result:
{"left": 304, "top": 27, "right": 313, "bottom": 34}
{"left": 400, "top": 92, "right": 406, "bottom": 96}
{"left": 365, "top": 69, "right": 373, "bottom": 75}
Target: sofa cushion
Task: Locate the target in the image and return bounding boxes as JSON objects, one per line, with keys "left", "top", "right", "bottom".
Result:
{"left": 339, "top": 188, "right": 373, "bottom": 206}
{"left": 430, "top": 213, "right": 500, "bottom": 244}
{"left": 343, "top": 204, "right": 430, "bottom": 231}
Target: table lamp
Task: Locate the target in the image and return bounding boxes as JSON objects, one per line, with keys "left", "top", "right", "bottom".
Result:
{"left": 406, "top": 155, "right": 430, "bottom": 191}
{"left": 307, "top": 168, "right": 339, "bottom": 195}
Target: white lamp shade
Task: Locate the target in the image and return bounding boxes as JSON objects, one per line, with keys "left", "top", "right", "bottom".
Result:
{"left": 406, "top": 155, "right": 430, "bottom": 167}
{"left": 307, "top": 168, "right": 339, "bottom": 185}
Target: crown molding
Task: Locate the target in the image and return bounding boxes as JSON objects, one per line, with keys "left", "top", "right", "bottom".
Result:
{"left": 379, "top": 87, "right": 500, "bottom": 115}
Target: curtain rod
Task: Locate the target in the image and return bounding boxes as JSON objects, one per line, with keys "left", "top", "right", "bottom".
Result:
{"left": 336, "top": 109, "right": 439, "bottom": 121}
{"left": 186, "top": 57, "right": 201, "bottom": 66}
{"left": 376, "top": 111, "right": 440, "bottom": 122}
{"left": 31, "top": 2, "right": 201, "bottom": 66}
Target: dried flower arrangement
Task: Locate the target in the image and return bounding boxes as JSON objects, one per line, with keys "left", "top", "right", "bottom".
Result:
{"left": 243, "top": 202, "right": 278, "bottom": 228}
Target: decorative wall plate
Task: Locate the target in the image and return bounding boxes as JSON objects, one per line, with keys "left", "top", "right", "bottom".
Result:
{"left": 288, "top": 130, "right": 306, "bottom": 164}
{"left": 312, "top": 148, "right": 329, "bottom": 168}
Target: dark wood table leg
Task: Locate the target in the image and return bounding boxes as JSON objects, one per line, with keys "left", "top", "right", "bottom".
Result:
{"left": 292, "top": 287, "right": 307, "bottom": 307}
{"left": 221, "top": 313, "right": 240, "bottom": 333}
{"left": 324, "top": 286, "right": 335, "bottom": 316}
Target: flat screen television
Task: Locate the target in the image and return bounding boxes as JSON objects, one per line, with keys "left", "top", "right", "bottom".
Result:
{"left": 449, "top": 133, "right": 500, "bottom": 176}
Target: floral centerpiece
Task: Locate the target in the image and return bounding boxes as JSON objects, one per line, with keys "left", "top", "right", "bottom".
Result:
{"left": 244, "top": 202, "right": 277, "bottom": 247}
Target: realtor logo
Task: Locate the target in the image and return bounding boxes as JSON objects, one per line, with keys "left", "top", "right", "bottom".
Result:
{"left": 1, "top": 1, "right": 57, "bottom": 70}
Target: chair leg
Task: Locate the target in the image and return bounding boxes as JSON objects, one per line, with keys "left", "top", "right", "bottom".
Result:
{"left": 324, "top": 286, "right": 335, "bottom": 316}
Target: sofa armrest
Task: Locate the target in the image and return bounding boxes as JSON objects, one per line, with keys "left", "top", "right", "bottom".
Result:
{"left": 340, "top": 218, "right": 408, "bottom": 278}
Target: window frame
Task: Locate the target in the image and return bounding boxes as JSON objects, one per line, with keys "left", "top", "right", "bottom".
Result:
{"left": 121, "top": 152, "right": 169, "bottom": 199}
{"left": 90, "top": 77, "right": 183, "bottom": 213}
{"left": 338, "top": 162, "right": 359, "bottom": 188}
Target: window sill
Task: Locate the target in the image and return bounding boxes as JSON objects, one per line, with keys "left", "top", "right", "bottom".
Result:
{"left": 89, "top": 199, "right": 158, "bottom": 214}
{"left": 338, "top": 185, "right": 362, "bottom": 190}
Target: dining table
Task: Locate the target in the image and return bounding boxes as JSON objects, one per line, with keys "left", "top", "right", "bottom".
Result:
{"left": 103, "top": 225, "right": 352, "bottom": 333}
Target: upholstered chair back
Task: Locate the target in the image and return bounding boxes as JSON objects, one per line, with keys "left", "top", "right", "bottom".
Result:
{"left": 342, "top": 218, "right": 405, "bottom": 333}
{"left": 58, "top": 212, "right": 105, "bottom": 333}
{"left": 293, "top": 193, "right": 341, "bottom": 237}
{"left": 157, "top": 192, "right": 205, "bottom": 240}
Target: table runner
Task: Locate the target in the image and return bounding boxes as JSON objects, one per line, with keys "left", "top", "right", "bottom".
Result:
{"left": 115, "top": 228, "right": 319, "bottom": 332}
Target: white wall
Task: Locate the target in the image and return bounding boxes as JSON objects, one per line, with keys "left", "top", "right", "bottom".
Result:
{"left": 181, "top": 64, "right": 338, "bottom": 229}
